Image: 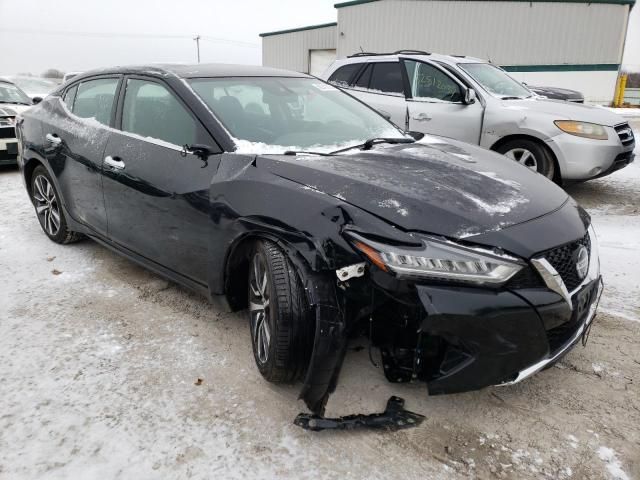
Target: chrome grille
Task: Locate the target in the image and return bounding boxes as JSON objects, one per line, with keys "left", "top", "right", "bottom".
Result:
{"left": 541, "top": 233, "right": 591, "bottom": 292}
{"left": 615, "top": 123, "right": 635, "bottom": 147}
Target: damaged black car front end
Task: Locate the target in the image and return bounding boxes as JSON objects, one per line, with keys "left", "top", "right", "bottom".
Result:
{"left": 185, "top": 74, "right": 604, "bottom": 422}
{"left": 211, "top": 136, "right": 602, "bottom": 421}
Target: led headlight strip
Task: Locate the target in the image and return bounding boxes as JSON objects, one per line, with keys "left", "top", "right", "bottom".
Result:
{"left": 347, "top": 232, "right": 524, "bottom": 285}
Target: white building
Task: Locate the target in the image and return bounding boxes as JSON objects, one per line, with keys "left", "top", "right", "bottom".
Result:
{"left": 260, "top": 0, "right": 635, "bottom": 104}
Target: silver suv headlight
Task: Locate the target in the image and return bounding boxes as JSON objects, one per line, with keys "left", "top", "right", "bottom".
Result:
{"left": 347, "top": 232, "right": 524, "bottom": 285}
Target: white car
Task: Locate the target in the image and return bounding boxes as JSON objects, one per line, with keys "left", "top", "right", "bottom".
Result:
{"left": 322, "top": 51, "right": 635, "bottom": 182}
{"left": 3, "top": 76, "right": 58, "bottom": 102}
{"left": 0, "top": 80, "right": 33, "bottom": 165}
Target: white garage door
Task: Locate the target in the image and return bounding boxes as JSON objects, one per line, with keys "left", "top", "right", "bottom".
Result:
{"left": 309, "top": 49, "right": 337, "bottom": 77}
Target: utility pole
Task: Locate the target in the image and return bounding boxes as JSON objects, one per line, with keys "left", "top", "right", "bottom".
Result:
{"left": 193, "top": 35, "right": 201, "bottom": 64}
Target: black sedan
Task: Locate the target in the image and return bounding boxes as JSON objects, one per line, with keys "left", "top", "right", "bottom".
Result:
{"left": 527, "top": 84, "right": 585, "bottom": 103}
{"left": 16, "top": 64, "right": 602, "bottom": 424}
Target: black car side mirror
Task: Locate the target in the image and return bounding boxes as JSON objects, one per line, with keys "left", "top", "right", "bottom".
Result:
{"left": 182, "top": 143, "right": 216, "bottom": 167}
{"left": 378, "top": 109, "right": 392, "bottom": 121}
{"left": 405, "top": 131, "right": 425, "bottom": 141}
{"left": 32, "top": 97, "right": 43, "bottom": 105}
{"left": 463, "top": 88, "right": 476, "bottom": 105}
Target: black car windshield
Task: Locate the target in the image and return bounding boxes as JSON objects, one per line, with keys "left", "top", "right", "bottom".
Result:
{"left": 0, "top": 82, "right": 32, "bottom": 104}
{"left": 188, "top": 77, "right": 406, "bottom": 154}
{"left": 458, "top": 63, "right": 532, "bottom": 99}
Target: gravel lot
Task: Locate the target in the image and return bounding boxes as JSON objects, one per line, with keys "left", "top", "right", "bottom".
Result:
{"left": 1, "top": 132, "right": 639, "bottom": 480}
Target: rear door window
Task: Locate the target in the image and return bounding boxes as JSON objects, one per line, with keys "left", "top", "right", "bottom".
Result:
{"left": 352, "top": 63, "right": 373, "bottom": 89}
{"left": 368, "top": 62, "right": 404, "bottom": 95}
{"left": 328, "top": 64, "right": 363, "bottom": 87}
{"left": 72, "top": 78, "right": 119, "bottom": 125}
{"left": 121, "top": 78, "right": 200, "bottom": 147}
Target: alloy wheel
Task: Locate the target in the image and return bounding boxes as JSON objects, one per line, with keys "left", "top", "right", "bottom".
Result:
{"left": 249, "top": 254, "right": 271, "bottom": 364}
{"left": 504, "top": 148, "right": 538, "bottom": 171}
{"left": 33, "top": 175, "right": 61, "bottom": 236}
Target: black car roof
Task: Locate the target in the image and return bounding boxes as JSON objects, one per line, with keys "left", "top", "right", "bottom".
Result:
{"left": 71, "top": 63, "right": 310, "bottom": 80}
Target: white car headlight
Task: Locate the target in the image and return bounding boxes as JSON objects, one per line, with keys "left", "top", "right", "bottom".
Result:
{"left": 347, "top": 232, "right": 524, "bottom": 285}
{"left": 554, "top": 121, "right": 608, "bottom": 140}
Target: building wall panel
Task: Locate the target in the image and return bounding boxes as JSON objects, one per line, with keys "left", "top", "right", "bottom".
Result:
{"left": 262, "top": 25, "right": 337, "bottom": 73}
{"left": 336, "top": 0, "right": 629, "bottom": 65}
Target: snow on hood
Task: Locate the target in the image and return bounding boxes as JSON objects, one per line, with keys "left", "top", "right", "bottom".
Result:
{"left": 258, "top": 138, "right": 568, "bottom": 240}
{"left": 502, "top": 98, "right": 627, "bottom": 127}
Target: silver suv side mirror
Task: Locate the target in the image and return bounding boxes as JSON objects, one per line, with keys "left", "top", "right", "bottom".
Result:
{"left": 464, "top": 88, "right": 477, "bottom": 105}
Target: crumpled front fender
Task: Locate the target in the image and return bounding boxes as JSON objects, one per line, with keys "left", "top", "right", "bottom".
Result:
{"left": 296, "top": 268, "right": 348, "bottom": 416}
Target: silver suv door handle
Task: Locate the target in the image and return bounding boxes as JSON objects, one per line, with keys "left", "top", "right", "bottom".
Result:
{"left": 45, "top": 133, "right": 62, "bottom": 145}
{"left": 412, "top": 113, "right": 431, "bottom": 122}
{"left": 104, "top": 156, "right": 125, "bottom": 170}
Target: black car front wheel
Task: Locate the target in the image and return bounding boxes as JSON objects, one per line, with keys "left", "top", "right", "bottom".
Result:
{"left": 248, "top": 240, "right": 313, "bottom": 383}
{"left": 496, "top": 139, "right": 555, "bottom": 180}
{"left": 30, "top": 166, "right": 82, "bottom": 244}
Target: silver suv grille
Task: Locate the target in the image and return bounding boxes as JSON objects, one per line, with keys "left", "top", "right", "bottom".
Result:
{"left": 615, "top": 123, "right": 635, "bottom": 147}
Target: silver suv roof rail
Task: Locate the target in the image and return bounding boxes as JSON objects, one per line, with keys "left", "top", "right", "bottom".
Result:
{"left": 347, "top": 50, "right": 430, "bottom": 58}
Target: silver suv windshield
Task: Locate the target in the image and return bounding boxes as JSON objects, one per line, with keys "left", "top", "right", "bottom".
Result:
{"left": 458, "top": 63, "right": 532, "bottom": 99}
{"left": 188, "top": 77, "right": 405, "bottom": 154}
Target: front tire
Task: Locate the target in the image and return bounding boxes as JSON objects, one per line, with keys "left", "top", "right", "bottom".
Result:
{"left": 30, "top": 165, "right": 82, "bottom": 244}
{"left": 248, "top": 240, "right": 313, "bottom": 383}
{"left": 496, "top": 139, "right": 555, "bottom": 180}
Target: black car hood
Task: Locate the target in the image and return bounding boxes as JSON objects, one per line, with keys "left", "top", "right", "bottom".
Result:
{"left": 530, "top": 86, "right": 583, "bottom": 98}
{"left": 257, "top": 137, "right": 568, "bottom": 240}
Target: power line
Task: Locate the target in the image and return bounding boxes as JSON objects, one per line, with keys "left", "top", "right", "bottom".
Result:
{"left": 1, "top": 28, "right": 258, "bottom": 48}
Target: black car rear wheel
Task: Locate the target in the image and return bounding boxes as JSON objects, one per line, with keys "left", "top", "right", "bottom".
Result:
{"left": 496, "top": 139, "right": 555, "bottom": 180}
{"left": 248, "top": 240, "right": 313, "bottom": 383}
{"left": 30, "top": 166, "right": 82, "bottom": 244}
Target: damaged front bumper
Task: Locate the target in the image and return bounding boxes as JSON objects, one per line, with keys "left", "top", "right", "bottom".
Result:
{"left": 297, "top": 228, "right": 603, "bottom": 420}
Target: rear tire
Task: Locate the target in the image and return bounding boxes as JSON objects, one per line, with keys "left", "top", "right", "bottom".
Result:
{"left": 30, "top": 166, "right": 83, "bottom": 244}
{"left": 496, "top": 139, "right": 555, "bottom": 180}
{"left": 248, "top": 240, "right": 313, "bottom": 383}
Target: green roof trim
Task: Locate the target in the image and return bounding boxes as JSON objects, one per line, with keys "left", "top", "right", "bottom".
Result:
{"left": 502, "top": 63, "right": 620, "bottom": 72}
{"left": 259, "top": 22, "right": 337, "bottom": 38}
{"left": 334, "top": 0, "right": 634, "bottom": 7}
{"left": 334, "top": 0, "right": 379, "bottom": 7}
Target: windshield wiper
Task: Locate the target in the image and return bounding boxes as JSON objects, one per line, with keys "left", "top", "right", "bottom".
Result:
{"left": 331, "top": 137, "right": 415, "bottom": 154}
{"left": 1, "top": 101, "right": 31, "bottom": 105}
{"left": 283, "top": 150, "right": 335, "bottom": 156}
{"left": 500, "top": 96, "right": 524, "bottom": 100}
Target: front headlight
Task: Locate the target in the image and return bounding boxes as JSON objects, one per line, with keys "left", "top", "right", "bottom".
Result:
{"left": 347, "top": 232, "right": 524, "bottom": 285}
{"left": 554, "top": 121, "right": 608, "bottom": 140}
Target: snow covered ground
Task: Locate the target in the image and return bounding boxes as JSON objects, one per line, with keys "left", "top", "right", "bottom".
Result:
{"left": 566, "top": 130, "right": 640, "bottom": 323}
{"left": 0, "top": 135, "right": 638, "bottom": 479}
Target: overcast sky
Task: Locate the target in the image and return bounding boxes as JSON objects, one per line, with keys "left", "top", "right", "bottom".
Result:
{"left": 1, "top": 0, "right": 638, "bottom": 75}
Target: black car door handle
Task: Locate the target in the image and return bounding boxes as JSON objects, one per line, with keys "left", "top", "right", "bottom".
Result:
{"left": 45, "top": 133, "right": 62, "bottom": 145}
{"left": 104, "top": 155, "right": 125, "bottom": 170}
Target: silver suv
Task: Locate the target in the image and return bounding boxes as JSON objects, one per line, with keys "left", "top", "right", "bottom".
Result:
{"left": 321, "top": 51, "right": 635, "bottom": 182}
